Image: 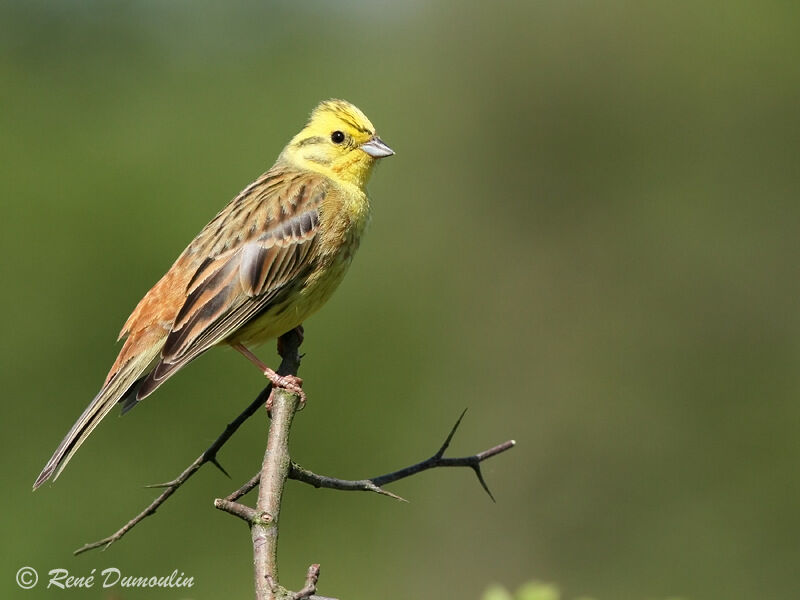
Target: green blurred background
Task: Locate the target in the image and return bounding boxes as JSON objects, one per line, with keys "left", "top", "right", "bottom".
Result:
{"left": 2, "top": 1, "right": 799, "bottom": 599}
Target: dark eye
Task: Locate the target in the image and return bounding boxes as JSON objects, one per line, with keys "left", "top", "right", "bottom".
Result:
{"left": 331, "top": 130, "right": 345, "bottom": 144}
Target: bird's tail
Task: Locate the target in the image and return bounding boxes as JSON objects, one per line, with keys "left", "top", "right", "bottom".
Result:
{"left": 33, "top": 342, "right": 161, "bottom": 490}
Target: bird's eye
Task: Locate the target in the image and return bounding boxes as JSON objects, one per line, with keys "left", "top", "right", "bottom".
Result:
{"left": 331, "top": 131, "right": 345, "bottom": 144}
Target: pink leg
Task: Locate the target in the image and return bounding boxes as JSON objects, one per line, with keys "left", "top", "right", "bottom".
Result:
{"left": 231, "top": 343, "right": 306, "bottom": 409}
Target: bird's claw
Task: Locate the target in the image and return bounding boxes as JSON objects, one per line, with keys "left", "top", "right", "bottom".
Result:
{"left": 264, "top": 373, "right": 306, "bottom": 411}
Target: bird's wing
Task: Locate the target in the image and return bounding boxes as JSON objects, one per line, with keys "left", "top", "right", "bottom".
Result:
{"left": 135, "top": 170, "right": 327, "bottom": 401}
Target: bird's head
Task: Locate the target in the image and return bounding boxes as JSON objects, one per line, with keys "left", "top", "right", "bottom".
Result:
{"left": 283, "top": 99, "right": 394, "bottom": 188}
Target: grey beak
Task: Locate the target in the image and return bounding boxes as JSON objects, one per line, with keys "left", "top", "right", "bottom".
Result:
{"left": 360, "top": 136, "right": 394, "bottom": 158}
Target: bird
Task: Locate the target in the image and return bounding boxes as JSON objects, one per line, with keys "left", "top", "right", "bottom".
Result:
{"left": 33, "top": 99, "right": 394, "bottom": 490}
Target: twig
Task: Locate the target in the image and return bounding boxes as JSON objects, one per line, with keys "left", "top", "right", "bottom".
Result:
{"left": 73, "top": 343, "right": 296, "bottom": 556}
{"left": 368, "top": 409, "right": 515, "bottom": 502}
{"left": 231, "top": 409, "right": 516, "bottom": 504}
{"left": 225, "top": 472, "right": 261, "bottom": 503}
{"left": 292, "top": 564, "right": 320, "bottom": 600}
{"left": 214, "top": 497, "right": 261, "bottom": 523}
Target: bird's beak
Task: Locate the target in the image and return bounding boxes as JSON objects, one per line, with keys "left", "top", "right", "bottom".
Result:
{"left": 360, "top": 136, "right": 394, "bottom": 158}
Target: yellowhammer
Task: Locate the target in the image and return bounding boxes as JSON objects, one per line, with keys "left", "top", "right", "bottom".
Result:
{"left": 34, "top": 99, "right": 393, "bottom": 489}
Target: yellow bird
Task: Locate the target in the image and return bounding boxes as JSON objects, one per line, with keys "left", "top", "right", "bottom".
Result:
{"left": 34, "top": 99, "right": 393, "bottom": 489}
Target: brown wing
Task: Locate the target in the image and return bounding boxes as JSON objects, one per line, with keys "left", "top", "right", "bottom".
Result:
{"left": 135, "top": 169, "right": 326, "bottom": 400}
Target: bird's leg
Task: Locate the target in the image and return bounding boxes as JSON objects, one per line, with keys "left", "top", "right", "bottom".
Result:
{"left": 231, "top": 342, "right": 306, "bottom": 409}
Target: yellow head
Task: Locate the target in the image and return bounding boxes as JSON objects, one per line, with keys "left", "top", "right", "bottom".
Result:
{"left": 282, "top": 99, "right": 394, "bottom": 188}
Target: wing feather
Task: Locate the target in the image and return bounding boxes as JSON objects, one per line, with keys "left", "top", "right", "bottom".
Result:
{"left": 136, "top": 173, "right": 326, "bottom": 400}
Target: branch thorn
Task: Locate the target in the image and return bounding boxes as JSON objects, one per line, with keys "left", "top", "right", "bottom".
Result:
{"left": 435, "top": 408, "right": 468, "bottom": 459}
{"left": 144, "top": 479, "right": 177, "bottom": 489}
{"left": 209, "top": 456, "right": 231, "bottom": 478}
{"left": 471, "top": 463, "right": 496, "bottom": 502}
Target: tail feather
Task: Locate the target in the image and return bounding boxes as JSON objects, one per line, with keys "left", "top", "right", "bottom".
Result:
{"left": 119, "top": 375, "right": 148, "bottom": 415}
{"left": 33, "top": 344, "right": 160, "bottom": 489}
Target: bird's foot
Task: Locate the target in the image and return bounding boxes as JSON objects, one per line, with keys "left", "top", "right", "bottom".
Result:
{"left": 231, "top": 342, "right": 306, "bottom": 410}
{"left": 263, "top": 369, "right": 306, "bottom": 411}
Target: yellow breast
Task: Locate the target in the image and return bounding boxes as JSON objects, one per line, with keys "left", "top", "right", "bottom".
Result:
{"left": 230, "top": 183, "right": 370, "bottom": 346}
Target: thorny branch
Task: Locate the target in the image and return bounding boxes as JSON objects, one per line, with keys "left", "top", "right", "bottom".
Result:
{"left": 215, "top": 384, "right": 302, "bottom": 599}
{"left": 73, "top": 329, "right": 515, "bottom": 599}
{"left": 212, "top": 330, "right": 333, "bottom": 600}
{"left": 73, "top": 359, "right": 283, "bottom": 556}
{"left": 227, "top": 409, "right": 516, "bottom": 504}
